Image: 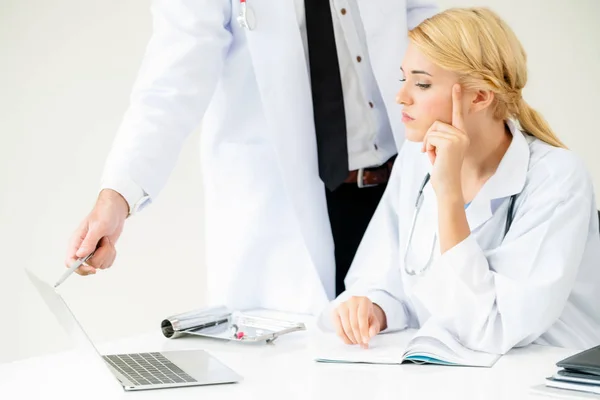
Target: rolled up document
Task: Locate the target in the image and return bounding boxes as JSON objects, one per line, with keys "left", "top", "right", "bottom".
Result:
{"left": 160, "top": 306, "right": 306, "bottom": 343}
{"left": 161, "top": 306, "right": 232, "bottom": 339}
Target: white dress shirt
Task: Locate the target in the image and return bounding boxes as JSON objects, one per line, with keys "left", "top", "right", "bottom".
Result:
{"left": 295, "top": 0, "right": 396, "bottom": 171}
{"left": 103, "top": 0, "right": 401, "bottom": 215}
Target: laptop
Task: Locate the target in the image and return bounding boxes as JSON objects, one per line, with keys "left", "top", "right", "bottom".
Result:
{"left": 25, "top": 269, "right": 242, "bottom": 391}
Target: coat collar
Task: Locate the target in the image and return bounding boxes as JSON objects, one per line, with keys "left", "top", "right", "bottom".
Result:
{"left": 466, "top": 119, "right": 531, "bottom": 231}
{"left": 481, "top": 119, "right": 530, "bottom": 199}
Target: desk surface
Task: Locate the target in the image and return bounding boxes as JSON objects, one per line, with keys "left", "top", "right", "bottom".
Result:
{"left": 0, "top": 311, "right": 587, "bottom": 399}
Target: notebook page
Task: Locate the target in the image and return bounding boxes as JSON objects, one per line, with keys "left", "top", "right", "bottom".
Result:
{"left": 311, "top": 329, "right": 417, "bottom": 364}
{"left": 405, "top": 322, "right": 501, "bottom": 367}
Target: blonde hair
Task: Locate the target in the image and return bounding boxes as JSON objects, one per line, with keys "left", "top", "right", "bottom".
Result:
{"left": 409, "top": 7, "right": 566, "bottom": 148}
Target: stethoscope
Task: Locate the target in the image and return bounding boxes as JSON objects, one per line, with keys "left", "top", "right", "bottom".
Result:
{"left": 237, "top": 0, "right": 256, "bottom": 30}
{"left": 403, "top": 173, "right": 517, "bottom": 276}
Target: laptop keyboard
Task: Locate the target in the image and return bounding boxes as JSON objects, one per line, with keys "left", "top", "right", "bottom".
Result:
{"left": 103, "top": 352, "right": 197, "bottom": 386}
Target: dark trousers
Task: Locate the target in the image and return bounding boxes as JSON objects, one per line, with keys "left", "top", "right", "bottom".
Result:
{"left": 326, "top": 182, "right": 387, "bottom": 296}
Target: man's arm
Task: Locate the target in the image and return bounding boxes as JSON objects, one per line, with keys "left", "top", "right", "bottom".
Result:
{"left": 101, "top": 0, "right": 233, "bottom": 210}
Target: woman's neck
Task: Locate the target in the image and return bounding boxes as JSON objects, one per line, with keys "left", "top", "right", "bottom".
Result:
{"left": 461, "top": 119, "right": 513, "bottom": 201}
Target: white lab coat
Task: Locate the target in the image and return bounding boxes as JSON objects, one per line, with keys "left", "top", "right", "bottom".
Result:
{"left": 325, "top": 120, "right": 600, "bottom": 354}
{"left": 101, "top": 0, "right": 438, "bottom": 315}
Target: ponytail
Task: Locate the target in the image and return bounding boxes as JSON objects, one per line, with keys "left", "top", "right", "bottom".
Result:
{"left": 516, "top": 98, "right": 567, "bottom": 149}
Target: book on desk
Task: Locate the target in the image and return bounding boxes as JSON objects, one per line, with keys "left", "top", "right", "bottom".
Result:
{"left": 312, "top": 320, "right": 501, "bottom": 367}
{"left": 545, "top": 345, "right": 600, "bottom": 396}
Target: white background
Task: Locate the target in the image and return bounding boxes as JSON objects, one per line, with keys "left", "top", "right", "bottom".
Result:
{"left": 1, "top": 0, "right": 599, "bottom": 363}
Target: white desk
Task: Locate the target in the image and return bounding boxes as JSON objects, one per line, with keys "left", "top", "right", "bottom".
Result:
{"left": 0, "top": 311, "right": 585, "bottom": 400}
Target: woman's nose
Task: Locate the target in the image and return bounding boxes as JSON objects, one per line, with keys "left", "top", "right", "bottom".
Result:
{"left": 396, "top": 85, "right": 412, "bottom": 106}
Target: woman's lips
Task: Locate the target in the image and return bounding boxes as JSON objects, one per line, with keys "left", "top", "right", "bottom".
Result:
{"left": 402, "top": 112, "right": 414, "bottom": 123}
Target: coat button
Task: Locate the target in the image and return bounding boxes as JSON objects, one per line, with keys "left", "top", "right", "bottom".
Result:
{"left": 356, "top": 55, "right": 362, "bottom": 63}
{"left": 369, "top": 102, "right": 374, "bottom": 108}
{"left": 341, "top": 8, "right": 347, "bottom": 15}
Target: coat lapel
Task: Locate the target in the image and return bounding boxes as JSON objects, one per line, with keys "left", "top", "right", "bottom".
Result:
{"left": 241, "top": 0, "right": 333, "bottom": 297}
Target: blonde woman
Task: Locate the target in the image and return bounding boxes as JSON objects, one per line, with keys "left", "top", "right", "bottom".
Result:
{"left": 329, "top": 7, "right": 600, "bottom": 354}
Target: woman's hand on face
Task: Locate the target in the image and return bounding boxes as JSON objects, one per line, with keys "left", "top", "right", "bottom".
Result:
{"left": 331, "top": 296, "right": 387, "bottom": 348}
{"left": 422, "top": 84, "right": 470, "bottom": 198}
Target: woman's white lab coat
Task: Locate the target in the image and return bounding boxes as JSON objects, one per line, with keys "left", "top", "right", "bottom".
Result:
{"left": 331, "top": 120, "right": 600, "bottom": 354}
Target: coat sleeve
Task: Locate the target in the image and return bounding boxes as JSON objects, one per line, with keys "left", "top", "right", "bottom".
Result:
{"left": 412, "top": 166, "right": 595, "bottom": 354}
{"left": 100, "top": 0, "right": 232, "bottom": 208}
{"left": 328, "top": 146, "right": 415, "bottom": 334}
{"left": 406, "top": 0, "right": 438, "bottom": 30}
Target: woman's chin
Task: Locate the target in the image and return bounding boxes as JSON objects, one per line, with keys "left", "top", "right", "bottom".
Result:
{"left": 404, "top": 126, "right": 426, "bottom": 143}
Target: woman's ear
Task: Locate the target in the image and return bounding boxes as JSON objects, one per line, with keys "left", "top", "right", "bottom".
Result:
{"left": 471, "top": 90, "right": 495, "bottom": 113}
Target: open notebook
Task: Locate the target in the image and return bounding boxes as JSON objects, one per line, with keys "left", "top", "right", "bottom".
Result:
{"left": 312, "top": 321, "right": 501, "bottom": 367}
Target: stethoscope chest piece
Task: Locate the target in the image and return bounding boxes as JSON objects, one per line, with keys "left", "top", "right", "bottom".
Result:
{"left": 237, "top": 0, "right": 256, "bottom": 30}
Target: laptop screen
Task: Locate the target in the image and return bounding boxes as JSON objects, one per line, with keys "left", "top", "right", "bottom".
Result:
{"left": 25, "top": 269, "right": 123, "bottom": 393}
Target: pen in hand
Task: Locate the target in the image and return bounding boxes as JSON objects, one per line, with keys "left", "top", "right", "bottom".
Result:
{"left": 54, "top": 250, "right": 96, "bottom": 288}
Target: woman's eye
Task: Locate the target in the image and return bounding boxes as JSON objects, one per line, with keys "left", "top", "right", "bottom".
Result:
{"left": 416, "top": 83, "right": 431, "bottom": 89}
{"left": 399, "top": 78, "right": 406, "bottom": 82}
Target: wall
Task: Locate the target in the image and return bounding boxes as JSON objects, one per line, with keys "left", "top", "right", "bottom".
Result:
{"left": 1, "top": 0, "right": 599, "bottom": 363}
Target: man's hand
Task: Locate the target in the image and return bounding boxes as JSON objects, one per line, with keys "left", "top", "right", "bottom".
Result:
{"left": 64, "top": 189, "right": 129, "bottom": 275}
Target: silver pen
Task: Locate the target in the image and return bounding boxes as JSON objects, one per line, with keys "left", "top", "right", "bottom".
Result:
{"left": 54, "top": 250, "right": 96, "bottom": 288}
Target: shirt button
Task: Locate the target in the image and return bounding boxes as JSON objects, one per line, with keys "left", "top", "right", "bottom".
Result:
{"left": 341, "top": 8, "right": 347, "bottom": 15}
{"left": 356, "top": 55, "right": 362, "bottom": 63}
{"left": 374, "top": 143, "right": 379, "bottom": 150}
{"left": 368, "top": 102, "right": 374, "bottom": 108}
